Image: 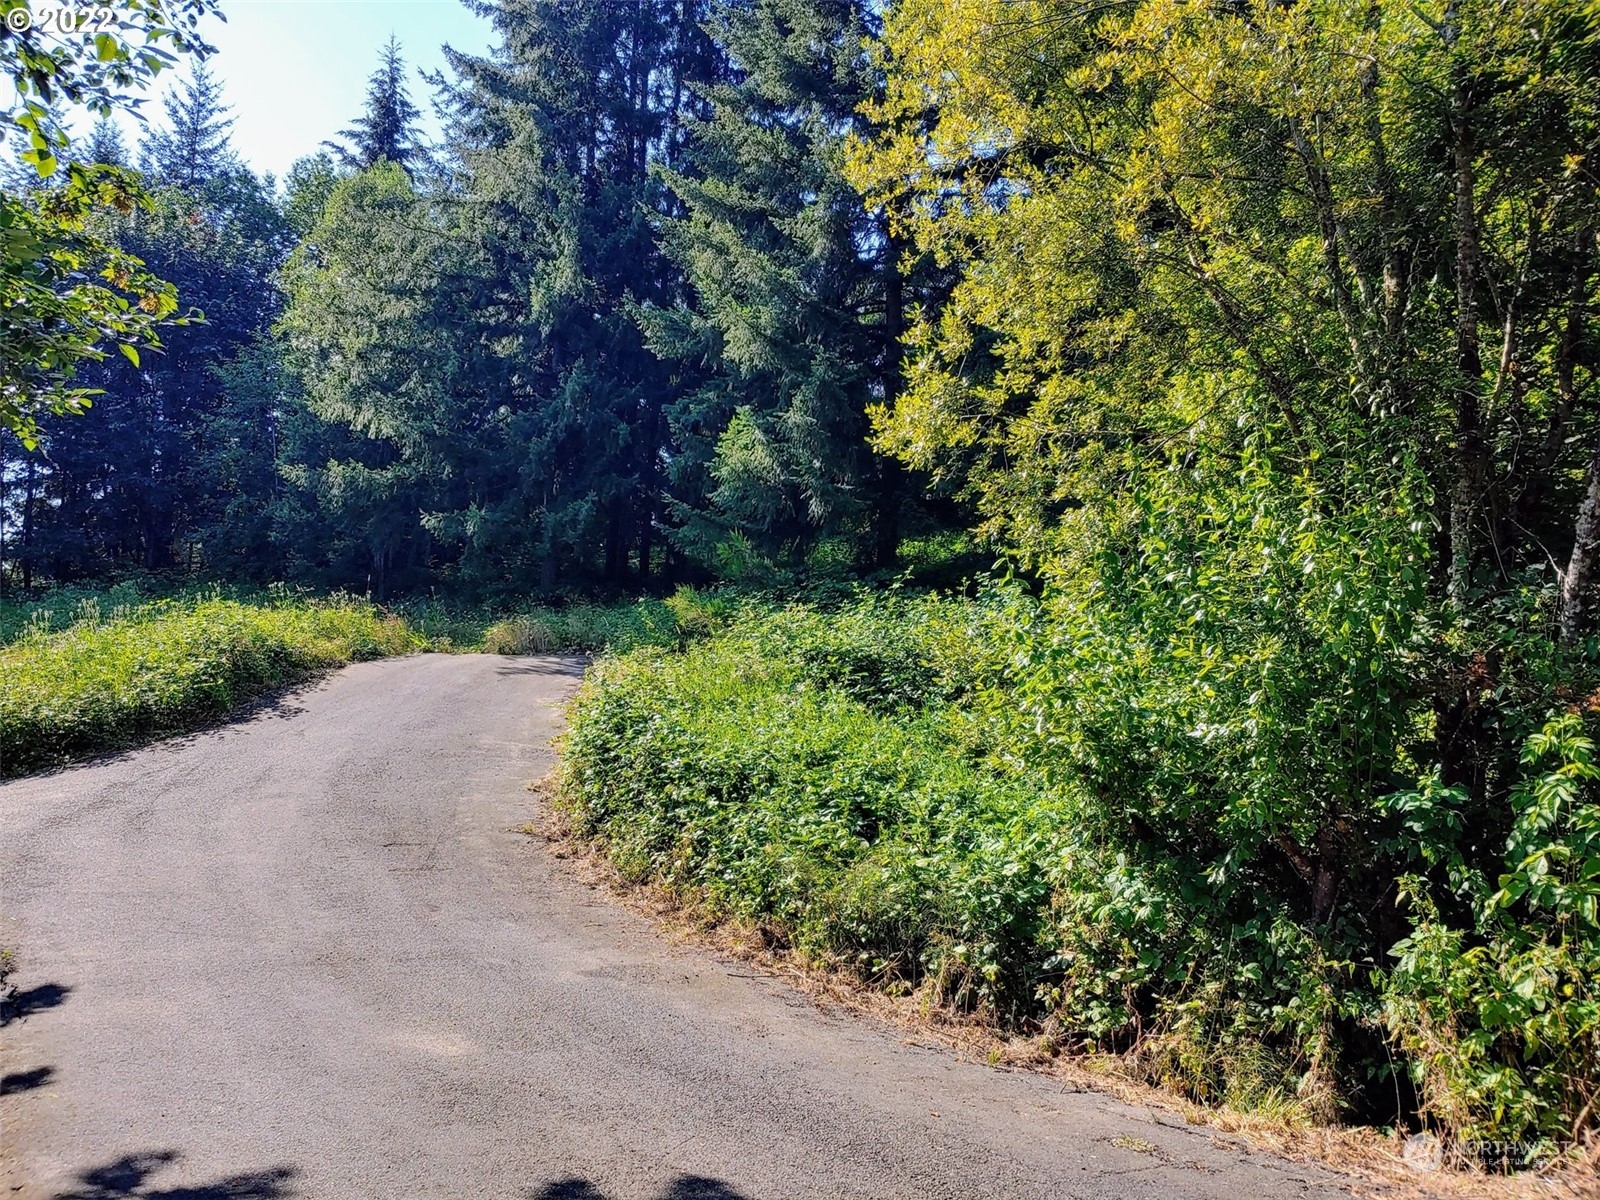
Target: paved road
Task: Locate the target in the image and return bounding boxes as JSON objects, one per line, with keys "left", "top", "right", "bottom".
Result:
{"left": 1, "top": 655, "right": 1351, "bottom": 1199}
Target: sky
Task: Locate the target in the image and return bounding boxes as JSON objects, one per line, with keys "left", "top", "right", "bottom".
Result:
{"left": 120, "top": 0, "right": 496, "bottom": 182}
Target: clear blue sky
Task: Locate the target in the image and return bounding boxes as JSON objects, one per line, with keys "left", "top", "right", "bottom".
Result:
{"left": 126, "top": 0, "right": 495, "bottom": 182}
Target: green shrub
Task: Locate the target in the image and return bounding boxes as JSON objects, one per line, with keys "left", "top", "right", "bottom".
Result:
{"left": 459, "top": 589, "right": 743, "bottom": 657}
{"left": 1381, "top": 715, "right": 1600, "bottom": 1155}
{"left": 0, "top": 594, "right": 420, "bottom": 776}
{"left": 561, "top": 581, "right": 1600, "bottom": 1150}
{"left": 560, "top": 593, "right": 1059, "bottom": 1017}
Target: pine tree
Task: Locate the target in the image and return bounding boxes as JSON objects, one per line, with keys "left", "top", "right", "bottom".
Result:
{"left": 326, "top": 36, "right": 421, "bottom": 173}
{"left": 79, "top": 115, "right": 128, "bottom": 167}
{"left": 142, "top": 64, "right": 239, "bottom": 189}
{"left": 650, "top": 0, "right": 910, "bottom": 571}
{"left": 435, "top": 0, "right": 722, "bottom": 587}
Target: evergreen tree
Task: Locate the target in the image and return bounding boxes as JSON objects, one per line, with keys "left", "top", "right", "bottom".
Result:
{"left": 649, "top": 0, "right": 911, "bottom": 571}
{"left": 17, "top": 97, "right": 288, "bottom": 578}
{"left": 142, "top": 65, "right": 240, "bottom": 190}
{"left": 279, "top": 162, "right": 479, "bottom": 595}
{"left": 282, "top": 152, "right": 341, "bottom": 236}
{"left": 79, "top": 115, "right": 128, "bottom": 167}
{"left": 296, "top": 0, "right": 723, "bottom": 591}
{"left": 326, "top": 37, "right": 422, "bottom": 173}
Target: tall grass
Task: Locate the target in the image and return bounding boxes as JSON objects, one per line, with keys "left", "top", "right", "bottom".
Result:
{"left": 0, "top": 584, "right": 736, "bottom": 777}
{"left": 1, "top": 593, "right": 420, "bottom": 776}
{"left": 395, "top": 589, "right": 735, "bottom": 656}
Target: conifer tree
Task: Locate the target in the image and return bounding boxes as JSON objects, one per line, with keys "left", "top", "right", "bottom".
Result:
{"left": 326, "top": 37, "right": 422, "bottom": 173}
{"left": 79, "top": 115, "right": 129, "bottom": 167}
{"left": 142, "top": 65, "right": 239, "bottom": 190}
{"left": 19, "top": 77, "right": 288, "bottom": 577}
{"left": 434, "top": 0, "right": 721, "bottom": 587}
{"left": 650, "top": 0, "right": 910, "bottom": 570}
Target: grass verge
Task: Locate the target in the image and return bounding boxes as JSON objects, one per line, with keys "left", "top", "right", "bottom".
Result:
{"left": 0, "top": 584, "right": 724, "bottom": 777}
{"left": 0, "top": 593, "right": 420, "bottom": 776}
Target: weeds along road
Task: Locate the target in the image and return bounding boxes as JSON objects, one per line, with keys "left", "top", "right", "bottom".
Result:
{"left": 0, "top": 655, "right": 1350, "bottom": 1200}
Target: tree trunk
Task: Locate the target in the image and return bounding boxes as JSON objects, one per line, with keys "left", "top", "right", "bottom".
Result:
{"left": 874, "top": 228, "right": 907, "bottom": 570}
{"left": 20, "top": 454, "right": 37, "bottom": 593}
{"left": 1447, "top": 65, "right": 1484, "bottom": 606}
{"left": 604, "top": 499, "right": 625, "bottom": 582}
{"left": 638, "top": 501, "right": 653, "bottom": 583}
{"left": 1445, "top": 6, "right": 1485, "bottom": 607}
{"left": 1562, "top": 441, "right": 1600, "bottom": 645}
{"left": 540, "top": 540, "right": 558, "bottom": 594}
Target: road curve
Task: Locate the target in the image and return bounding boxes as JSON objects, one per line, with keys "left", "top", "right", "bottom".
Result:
{"left": 1, "top": 654, "right": 1351, "bottom": 1199}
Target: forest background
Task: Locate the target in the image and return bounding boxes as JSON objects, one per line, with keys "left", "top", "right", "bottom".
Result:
{"left": 2, "top": 0, "right": 1598, "bottom": 1168}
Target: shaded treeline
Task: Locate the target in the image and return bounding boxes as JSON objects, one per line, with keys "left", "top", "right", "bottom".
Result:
{"left": 1, "top": 0, "right": 948, "bottom": 599}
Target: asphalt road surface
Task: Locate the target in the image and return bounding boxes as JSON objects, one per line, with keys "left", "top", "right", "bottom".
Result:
{"left": 1, "top": 654, "right": 1353, "bottom": 1199}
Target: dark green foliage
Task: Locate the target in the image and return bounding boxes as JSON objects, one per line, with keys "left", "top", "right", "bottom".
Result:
{"left": 7, "top": 68, "right": 289, "bottom": 584}
{"left": 648, "top": 0, "right": 904, "bottom": 572}
{"left": 0, "top": 0, "right": 214, "bottom": 442}
{"left": 276, "top": 0, "right": 724, "bottom": 594}
{"left": 325, "top": 37, "right": 422, "bottom": 174}
{"left": 140, "top": 66, "right": 240, "bottom": 191}
{"left": 565, "top": 585, "right": 1600, "bottom": 1146}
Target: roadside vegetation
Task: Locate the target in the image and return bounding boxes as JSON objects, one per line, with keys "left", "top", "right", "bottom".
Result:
{"left": 3, "top": 0, "right": 1596, "bottom": 1179}
{"left": 0, "top": 583, "right": 712, "bottom": 776}
{"left": 562, "top": 585, "right": 1600, "bottom": 1167}
{"left": 0, "top": 590, "right": 418, "bottom": 776}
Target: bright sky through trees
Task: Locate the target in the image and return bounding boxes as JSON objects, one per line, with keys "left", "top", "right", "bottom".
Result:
{"left": 121, "top": 0, "right": 492, "bottom": 179}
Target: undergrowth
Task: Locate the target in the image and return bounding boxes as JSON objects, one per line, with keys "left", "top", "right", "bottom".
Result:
{"left": 559, "top": 587, "right": 1600, "bottom": 1165}
{"left": 0, "top": 584, "right": 731, "bottom": 777}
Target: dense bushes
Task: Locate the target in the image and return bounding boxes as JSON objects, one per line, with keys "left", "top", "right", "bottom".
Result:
{"left": 0, "top": 592, "right": 420, "bottom": 776}
{"left": 559, "top": 593, "right": 1064, "bottom": 1017}
{"left": 1382, "top": 717, "right": 1600, "bottom": 1149}
{"left": 562, "top": 586, "right": 1600, "bottom": 1158}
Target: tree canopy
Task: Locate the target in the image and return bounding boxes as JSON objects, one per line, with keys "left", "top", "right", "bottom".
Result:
{"left": 0, "top": 0, "right": 216, "bottom": 443}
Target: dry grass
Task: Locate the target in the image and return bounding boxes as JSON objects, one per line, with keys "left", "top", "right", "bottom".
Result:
{"left": 523, "top": 775, "right": 1599, "bottom": 1200}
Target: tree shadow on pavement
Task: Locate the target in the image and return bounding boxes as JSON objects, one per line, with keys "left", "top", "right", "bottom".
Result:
{"left": 529, "top": 1177, "right": 749, "bottom": 1200}
{"left": 10, "top": 684, "right": 316, "bottom": 781}
{"left": 50, "top": 1151, "right": 297, "bottom": 1200}
{"left": 1, "top": 982, "right": 71, "bottom": 1025}
{"left": 0, "top": 1064, "right": 55, "bottom": 1093}
{"left": 493, "top": 657, "right": 590, "bottom": 679}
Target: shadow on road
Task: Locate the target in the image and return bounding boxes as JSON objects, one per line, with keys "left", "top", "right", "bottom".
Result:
{"left": 530, "top": 1177, "right": 749, "bottom": 1200}
{"left": 145, "top": 690, "right": 314, "bottom": 758}
{"left": 50, "top": 1151, "right": 297, "bottom": 1200}
{"left": 1, "top": 982, "right": 71, "bottom": 1025}
{"left": 7, "top": 682, "right": 316, "bottom": 781}
{"left": 0, "top": 1065, "right": 55, "bottom": 1093}
{"left": 492, "top": 657, "right": 589, "bottom": 679}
